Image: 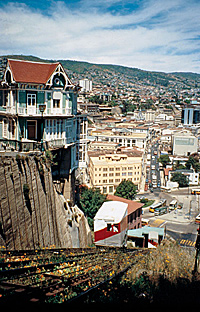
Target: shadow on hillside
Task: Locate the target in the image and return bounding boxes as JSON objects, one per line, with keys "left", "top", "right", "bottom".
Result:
{"left": 72, "top": 272, "right": 200, "bottom": 307}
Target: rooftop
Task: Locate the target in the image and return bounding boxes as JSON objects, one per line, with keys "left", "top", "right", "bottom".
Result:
{"left": 107, "top": 195, "right": 143, "bottom": 215}
{"left": 7, "top": 59, "right": 59, "bottom": 84}
{"left": 128, "top": 226, "right": 164, "bottom": 238}
{"left": 94, "top": 201, "right": 127, "bottom": 223}
{"left": 88, "top": 148, "right": 143, "bottom": 158}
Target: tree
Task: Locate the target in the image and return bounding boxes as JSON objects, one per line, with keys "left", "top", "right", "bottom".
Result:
{"left": 158, "top": 154, "right": 170, "bottom": 168}
{"left": 173, "top": 160, "right": 186, "bottom": 170}
{"left": 170, "top": 172, "right": 189, "bottom": 187}
{"left": 78, "top": 186, "right": 107, "bottom": 228}
{"left": 185, "top": 155, "right": 200, "bottom": 172}
{"left": 114, "top": 180, "right": 137, "bottom": 200}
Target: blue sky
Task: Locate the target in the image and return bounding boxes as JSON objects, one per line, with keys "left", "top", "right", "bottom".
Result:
{"left": 1, "top": 0, "right": 200, "bottom": 73}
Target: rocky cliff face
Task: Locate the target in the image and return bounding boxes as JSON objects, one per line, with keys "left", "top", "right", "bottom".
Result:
{"left": 0, "top": 152, "right": 92, "bottom": 249}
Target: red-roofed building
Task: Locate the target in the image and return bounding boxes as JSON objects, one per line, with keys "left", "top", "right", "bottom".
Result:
{"left": 107, "top": 195, "right": 143, "bottom": 229}
{"left": 0, "top": 58, "right": 81, "bottom": 146}
{"left": 0, "top": 57, "right": 87, "bottom": 204}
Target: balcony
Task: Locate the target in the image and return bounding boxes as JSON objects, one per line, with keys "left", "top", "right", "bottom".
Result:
{"left": 18, "top": 106, "right": 72, "bottom": 116}
{"left": 0, "top": 106, "right": 16, "bottom": 115}
{"left": 0, "top": 137, "right": 74, "bottom": 152}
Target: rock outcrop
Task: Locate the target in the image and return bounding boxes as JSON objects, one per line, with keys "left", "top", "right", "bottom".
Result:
{"left": 0, "top": 152, "right": 92, "bottom": 249}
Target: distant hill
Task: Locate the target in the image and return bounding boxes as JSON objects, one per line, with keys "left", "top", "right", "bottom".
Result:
{"left": 3, "top": 54, "right": 200, "bottom": 88}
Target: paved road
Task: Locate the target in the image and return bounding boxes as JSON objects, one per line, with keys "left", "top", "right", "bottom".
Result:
{"left": 140, "top": 140, "right": 199, "bottom": 247}
{"left": 141, "top": 191, "right": 199, "bottom": 246}
{"left": 166, "top": 229, "right": 197, "bottom": 247}
{"left": 149, "top": 141, "right": 161, "bottom": 192}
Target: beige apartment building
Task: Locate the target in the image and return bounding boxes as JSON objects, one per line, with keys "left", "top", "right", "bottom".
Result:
{"left": 88, "top": 148, "right": 143, "bottom": 195}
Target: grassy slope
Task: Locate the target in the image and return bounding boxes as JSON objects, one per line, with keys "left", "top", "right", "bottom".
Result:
{"left": 83, "top": 240, "right": 199, "bottom": 306}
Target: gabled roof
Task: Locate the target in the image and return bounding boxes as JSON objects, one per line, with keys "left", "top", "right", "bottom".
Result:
{"left": 8, "top": 59, "right": 59, "bottom": 84}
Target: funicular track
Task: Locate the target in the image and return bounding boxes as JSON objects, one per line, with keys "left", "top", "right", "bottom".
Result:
{"left": 0, "top": 247, "right": 148, "bottom": 304}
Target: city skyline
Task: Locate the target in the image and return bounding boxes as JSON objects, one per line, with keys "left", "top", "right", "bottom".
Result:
{"left": 1, "top": 0, "right": 200, "bottom": 73}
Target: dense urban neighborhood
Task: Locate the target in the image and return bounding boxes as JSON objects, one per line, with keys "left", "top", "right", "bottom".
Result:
{"left": 0, "top": 55, "right": 200, "bottom": 304}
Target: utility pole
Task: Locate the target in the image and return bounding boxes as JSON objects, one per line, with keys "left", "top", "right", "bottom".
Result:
{"left": 194, "top": 227, "right": 200, "bottom": 274}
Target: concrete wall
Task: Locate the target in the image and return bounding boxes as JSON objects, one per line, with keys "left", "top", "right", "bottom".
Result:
{"left": 0, "top": 153, "right": 92, "bottom": 249}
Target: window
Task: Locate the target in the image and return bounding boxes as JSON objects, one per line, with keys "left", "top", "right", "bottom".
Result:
{"left": 128, "top": 172, "right": 133, "bottom": 176}
{"left": 103, "top": 173, "right": 107, "bottom": 177}
{"left": 116, "top": 173, "right": 120, "bottom": 176}
{"left": 122, "top": 172, "right": 126, "bottom": 176}
{"left": 122, "top": 167, "right": 127, "bottom": 171}
{"left": 103, "top": 179, "right": 107, "bottom": 183}
{"left": 107, "top": 224, "right": 112, "bottom": 232}
{"left": 109, "top": 173, "right": 114, "bottom": 177}
{"left": 109, "top": 186, "right": 113, "bottom": 193}
{"left": 103, "top": 186, "right": 107, "bottom": 194}
{"left": 53, "top": 99, "right": 60, "bottom": 108}
{"left": 3, "top": 119, "right": 8, "bottom": 138}
{"left": 115, "top": 179, "right": 120, "bottom": 182}
{"left": 9, "top": 119, "right": 15, "bottom": 139}
{"left": 103, "top": 168, "right": 107, "bottom": 172}
{"left": 27, "top": 93, "right": 36, "bottom": 106}
{"left": 109, "top": 179, "right": 113, "bottom": 183}
{"left": 109, "top": 168, "right": 114, "bottom": 171}
{"left": 115, "top": 167, "right": 120, "bottom": 171}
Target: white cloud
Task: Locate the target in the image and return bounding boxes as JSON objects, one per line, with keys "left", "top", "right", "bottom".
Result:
{"left": 0, "top": 0, "right": 200, "bottom": 72}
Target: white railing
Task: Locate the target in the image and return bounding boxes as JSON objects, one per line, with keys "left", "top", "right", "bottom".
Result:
{"left": 18, "top": 106, "right": 72, "bottom": 116}
{"left": 48, "top": 138, "right": 66, "bottom": 147}
{"left": 5, "top": 106, "right": 17, "bottom": 114}
{"left": 2, "top": 106, "right": 16, "bottom": 114}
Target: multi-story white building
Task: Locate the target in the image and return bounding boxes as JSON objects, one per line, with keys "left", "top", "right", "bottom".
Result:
{"left": 172, "top": 132, "right": 198, "bottom": 156}
{"left": 79, "top": 79, "right": 92, "bottom": 92}
{"left": 90, "top": 128, "right": 147, "bottom": 150}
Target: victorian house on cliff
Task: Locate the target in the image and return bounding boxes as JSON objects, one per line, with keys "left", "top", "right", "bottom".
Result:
{"left": 0, "top": 57, "right": 88, "bottom": 203}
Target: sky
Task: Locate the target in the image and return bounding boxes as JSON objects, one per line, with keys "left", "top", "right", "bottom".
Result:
{"left": 1, "top": 0, "right": 200, "bottom": 73}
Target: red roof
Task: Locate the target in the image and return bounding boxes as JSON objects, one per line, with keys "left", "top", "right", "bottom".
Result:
{"left": 8, "top": 59, "right": 59, "bottom": 84}
{"left": 164, "top": 168, "right": 172, "bottom": 176}
{"left": 107, "top": 195, "right": 143, "bottom": 215}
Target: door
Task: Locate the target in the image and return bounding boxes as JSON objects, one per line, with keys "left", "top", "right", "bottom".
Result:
{"left": 27, "top": 121, "right": 36, "bottom": 140}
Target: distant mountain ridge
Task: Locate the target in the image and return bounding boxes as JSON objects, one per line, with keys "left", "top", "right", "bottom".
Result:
{"left": 2, "top": 54, "right": 200, "bottom": 88}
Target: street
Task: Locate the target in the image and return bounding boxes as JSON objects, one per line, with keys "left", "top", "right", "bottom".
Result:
{"left": 139, "top": 139, "right": 200, "bottom": 247}
{"left": 140, "top": 188, "right": 199, "bottom": 247}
